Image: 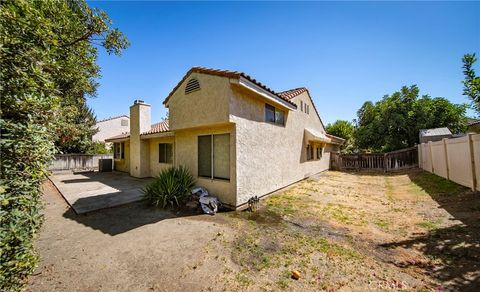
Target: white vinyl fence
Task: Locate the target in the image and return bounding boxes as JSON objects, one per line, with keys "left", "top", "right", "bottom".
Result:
{"left": 418, "top": 133, "right": 480, "bottom": 191}
{"left": 49, "top": 154, "right": 113, "bottom": 171}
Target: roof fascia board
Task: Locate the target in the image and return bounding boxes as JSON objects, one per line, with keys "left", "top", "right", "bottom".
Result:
{"left": 140, "top": 131, "right": 175, "bottom": 139}
{"left": 236, "top": 76, "right": 296, "bottom": 110}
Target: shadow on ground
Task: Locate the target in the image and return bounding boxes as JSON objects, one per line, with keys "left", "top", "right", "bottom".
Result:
{"left": 51, "top": 171, "right": 154, "bottom": 214}
{"left": 381, "top": 171, "right": 480, "bottom": 291}
{"left": 63, "top": 202, "right": 203, "bottom": 236}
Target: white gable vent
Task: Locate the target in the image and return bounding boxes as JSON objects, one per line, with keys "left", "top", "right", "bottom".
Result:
{"left": 185, "top": 78, "right": 200, "bottom": 94}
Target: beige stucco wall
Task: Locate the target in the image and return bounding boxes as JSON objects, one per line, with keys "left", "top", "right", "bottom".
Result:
{"left": 93, "top": 117, "right": 130, "bottom": 143}
{"left": 113, "top": 141, "right": 130, "bottom": 173}
{"left": 230, "top": 88, "right": 337, "bottom": 206}
{"left": 167, "top": 73, "right": 232, "bottom": 131}
{"left": 129, "top": 103, "right": 151, "bottom": 178}
{"left": 148, "top": 136, "right": 175, "bottom": 177}
{"left": 173, "top": 124, "right": 237, "bottom": 206}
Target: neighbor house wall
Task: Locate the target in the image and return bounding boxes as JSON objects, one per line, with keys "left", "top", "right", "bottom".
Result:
{"left": 230, "top": 88, "right": 337, "bottom": 206}
{"left": 92, "top": 117, "right": 129, "bottom": 143}
{"left": 174, "top": 124, "right": 237, "bottom": 207}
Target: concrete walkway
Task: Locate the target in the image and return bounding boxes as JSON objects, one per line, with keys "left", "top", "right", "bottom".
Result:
{"left": 49, "top": 171, "right": 153, "bottom": 214}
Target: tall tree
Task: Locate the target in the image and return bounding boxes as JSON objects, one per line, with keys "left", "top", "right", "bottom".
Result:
{"left": 325, "top": 120, "right": 355, "bottom": 153}
{"left": 0, "top": 0, "right": 128, "bottom": 289}
{"left": 462, "top": 53, "right": 480, "bottom": 115}
{"left": 354, "top": 85, "right": 467, "bottom": 152}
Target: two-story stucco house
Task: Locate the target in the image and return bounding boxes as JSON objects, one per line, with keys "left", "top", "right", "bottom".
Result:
{"left": 106, "top": 67, "right": 344, "bottom": 209}
{"left": 92, "top": 115, "right": 130, "bottom": 146}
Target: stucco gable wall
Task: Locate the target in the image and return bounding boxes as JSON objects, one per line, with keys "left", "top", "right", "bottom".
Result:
{"left": 230, "top": 88, "right": 334, "bottom": 206}
{"left": 168, "top": 73, "right": 232, "bottom": 131}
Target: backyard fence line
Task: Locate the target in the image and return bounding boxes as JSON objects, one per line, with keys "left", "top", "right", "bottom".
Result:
{"left": 330, "top": 146, "right": 418, "bottom": 172}
{"left": 418, "top": 133, "right": 479, "bottom": 191}
{"left": 49, "top": 154, "right": 113, "bottom": 171}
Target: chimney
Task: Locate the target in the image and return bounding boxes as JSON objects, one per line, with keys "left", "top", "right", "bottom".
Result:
{"left": 130, "top": 99, "right": 151, "bottom": 136}
{"left": 129, "top": 100, "right": 151, "bottom": 178}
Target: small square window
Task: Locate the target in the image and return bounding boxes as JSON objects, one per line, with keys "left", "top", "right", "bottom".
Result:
{"left": 121, "top": 119, "right": 128, "bottom": 126}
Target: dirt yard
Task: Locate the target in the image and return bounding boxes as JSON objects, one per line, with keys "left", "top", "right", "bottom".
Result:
{"left": 29, "top": 170, "right": 479, "bottom": 291}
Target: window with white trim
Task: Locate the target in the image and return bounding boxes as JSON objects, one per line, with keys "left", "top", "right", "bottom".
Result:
{"left": 114, "top": 142, "right": 125, "bottom": 159}
{"left": 159, "top": 143, "right": 173, "bottom": 163}
{"left": 198, "top": 134, "right": 230, "bottom": 180}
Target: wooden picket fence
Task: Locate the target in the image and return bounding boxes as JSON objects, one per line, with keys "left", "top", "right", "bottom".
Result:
{"left": 331, "top": 146, "right": 418, "bottom": 172}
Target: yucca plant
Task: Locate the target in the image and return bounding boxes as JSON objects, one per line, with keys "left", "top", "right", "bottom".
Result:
{"left": 143, "top": 165, "right": 196, "bottom": 208}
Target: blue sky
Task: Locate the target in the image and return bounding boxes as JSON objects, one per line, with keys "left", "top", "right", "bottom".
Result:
{"left": 89, "top": 1, "right": 480, "bottom": 124}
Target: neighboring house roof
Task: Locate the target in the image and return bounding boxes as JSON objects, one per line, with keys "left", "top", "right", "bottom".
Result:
{"left": 326, "top": 133, "right": 346, "bottom": 144}
{"left": 97, "top": 115, "right": 129, "bottom": 123}
{"left": 105, "top": 120, "right": 170, "bottom": 141}
{"left": 163, "top": 67, "right": 297, "bottom": 108}
{"left": 419, "top": 127, "right": 452, "bottom": 137}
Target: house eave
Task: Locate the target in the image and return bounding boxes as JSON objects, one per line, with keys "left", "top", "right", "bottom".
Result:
{"left": 140, "top": 131, "right": 175, "bottom": 139}
{"left": 235, "top": 77, "right": 297, "bottom": 111}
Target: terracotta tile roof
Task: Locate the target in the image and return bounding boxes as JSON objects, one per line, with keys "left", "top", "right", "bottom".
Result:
{"left": 105, "top": 120, "right": 170, "bottom": 141}
{"left": 143, "top": 120, "right": 169, "bottom": 135}
{"left": 277, "top": 87, "right": 308, "bottom": 100}
{"left": 163, "top": 67, "right": 297, "bottom": 108}
{"left": 278, "top": 87, "right": 327, "bottom": 130}
{"left": 468, "top": 119, "right": 480, "bottom": 127}
{"left": 97, "top": 115, "right": 129, "bottom": 123}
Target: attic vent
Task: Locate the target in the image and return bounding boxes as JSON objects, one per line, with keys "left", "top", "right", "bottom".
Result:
{"left": 185, "top": 78, "right": 200, "bottom": 94}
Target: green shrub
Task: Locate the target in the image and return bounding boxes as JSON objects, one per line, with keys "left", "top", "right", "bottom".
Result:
{"left": 143, "top": 166, "right": 196, "bottom": 208}
{"left": 0, "top": 0, "right": 128, "bottom": 290}
{"left": 87, "top": 141, "right": 113, "bottom": 155}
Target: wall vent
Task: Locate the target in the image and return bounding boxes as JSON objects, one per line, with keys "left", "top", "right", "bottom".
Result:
{"left": 185, "top": 78, "right": 200, "bottom": 94}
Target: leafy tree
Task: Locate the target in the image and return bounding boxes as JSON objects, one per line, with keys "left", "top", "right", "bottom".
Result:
{"left": 325, "top": 120, "right": 355, "bottom": 153}
{"left": 87, "top": 141, "right": 113, "bottom": 155}
{"left": 0, "top": 0, "right": 128, "bottom": 290}
{"left": 354, "top": 85, "right": 467, "bottom": 152}
{"left": 462, "top": 53, "right": 480, "bottom": 115}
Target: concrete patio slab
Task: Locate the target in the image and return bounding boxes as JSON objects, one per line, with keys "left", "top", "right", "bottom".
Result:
{"left": 49, "top": 171, "right": 153, "bottom": 214}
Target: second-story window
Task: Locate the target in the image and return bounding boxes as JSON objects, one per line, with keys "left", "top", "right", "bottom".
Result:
{"left": 265, "top": 104, "right": 285, "bottom": 126}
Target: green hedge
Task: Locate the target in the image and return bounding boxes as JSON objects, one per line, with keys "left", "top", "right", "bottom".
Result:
{"left": 0, "top": 1, "right": 127, "bottom": 290}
